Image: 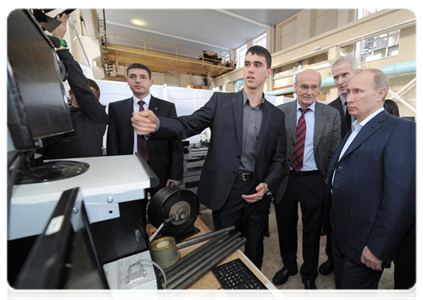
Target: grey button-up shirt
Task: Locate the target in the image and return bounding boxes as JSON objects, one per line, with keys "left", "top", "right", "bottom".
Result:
{"left": 239, "top": 89, "right": 264, "bottom": 172}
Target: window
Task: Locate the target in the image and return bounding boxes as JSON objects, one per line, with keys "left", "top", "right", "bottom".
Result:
{"left": 223, "top": 53, "right": 230, "bottom": 64}
{"left": 357, "top": 8, "right": 379, "bottom": 20}
{"left": 360, "top": 30, "right": 400, "bottom": 62}
{"left": 237, "top": 45, "right": 247, "bottom": 69}
{"left": 254, "top": 33, "right": 267, "bottom": 48}
{"left": 235, "top": 79, "right": 244, "bottom": 92}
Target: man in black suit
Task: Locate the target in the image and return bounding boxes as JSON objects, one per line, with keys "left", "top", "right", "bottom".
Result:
{"left": 107, "top": 63, "right": 184, "bottom": 225}
{"left": 131, "top": 46, "right": 288, "bottom": 269}
{"left": 319, "top": 55, "right": 361, "bottom": 276}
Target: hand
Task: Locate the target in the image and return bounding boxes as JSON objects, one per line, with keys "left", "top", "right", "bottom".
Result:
{"left": 241, "top": 182, "right": 268, "bottom": 204}
{"left": 131, "top": 110, "right": 158, "bottom": 135}
{"left": 361, "top": 246, "right": 383, "bottom": 271}
{"left": 52, "top": 13, "right": 70, "bottom": 41}
{"left": 166, "top": 179, "right": 180, "bottom": 187}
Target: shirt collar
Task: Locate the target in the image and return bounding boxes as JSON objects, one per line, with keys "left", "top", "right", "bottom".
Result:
{"left": 296, "top": 99, "right": 316, "bottom": 112}
{"left": 133, "top": 93, "right": 151, "bottom": 107}
{"left": 340, "top": 94, "right": 347, "bottom": 106}
{"left": 356, "top": 107, "right": 385, "bottom": 128}
{"left": 242, "top": 89, "right": 265, "bottom": 108}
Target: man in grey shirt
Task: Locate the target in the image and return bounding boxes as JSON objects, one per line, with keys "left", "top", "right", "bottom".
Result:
{"left": 131, "top": 46, "right": 287, "bottom": 269}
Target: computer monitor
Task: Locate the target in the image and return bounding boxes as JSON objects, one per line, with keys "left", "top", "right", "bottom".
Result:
{"left": 7, "top": 9, "right": 89, "bottom": 185}
{"left": 12, "top": 187, "right": 109, "bottom": 289}
{"left": 7, "top": 9, "right": 74, "bottom": 151}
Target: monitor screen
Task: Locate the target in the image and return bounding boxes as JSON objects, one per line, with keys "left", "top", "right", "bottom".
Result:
{"left": 7, "top": 9, "right": 74, "bottom": 150}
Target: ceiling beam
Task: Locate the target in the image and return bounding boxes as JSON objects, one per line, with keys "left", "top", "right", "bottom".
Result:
{"left": 106, "top": 20, "right": 231, "bottom": 51}
{"left": 214, "top": 9, "right": 269, "bottom": 28}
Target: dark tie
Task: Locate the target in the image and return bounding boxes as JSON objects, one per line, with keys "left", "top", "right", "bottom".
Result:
{"left": 137, "top": 100, "right": 149, "bottom": 161}
{"left": 345, "top": 103, "right": 351, "bottom": 130}
{"left": 291, "top": 108, "right": 309, "bottom": 171}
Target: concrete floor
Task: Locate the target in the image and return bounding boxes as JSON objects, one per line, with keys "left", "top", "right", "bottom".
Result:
{"left": 198, "top": 203, "right": 396, "bottom": 290}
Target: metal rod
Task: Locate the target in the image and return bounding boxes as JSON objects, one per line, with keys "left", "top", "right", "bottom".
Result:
{"left": 166, "top": 235, "right": 245, "bottom": 289}
{"left": 166, "top": 232, "right": 241, "bottom": 285}
{"left": 162, "top": 231, "right": 229, "bottom": 277}
{"left": 169, "top": 237, "right": 247, "bottom": 289}
{"left": 176, "top": 226, "right": 235, "bottom": 250}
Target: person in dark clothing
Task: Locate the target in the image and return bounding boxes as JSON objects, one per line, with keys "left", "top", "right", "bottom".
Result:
{"left": 383, "top": 99, "right": 400, "bottom": 117}
{"left": 43, "top": 14, "right": 108, "bottom": 159}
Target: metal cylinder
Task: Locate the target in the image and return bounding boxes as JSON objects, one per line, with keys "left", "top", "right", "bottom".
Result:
{"left": 176, "top": 225, "right": 235, "bottom": 250}
{"left": 151, "top": 236, "right": 180, "bottom": 269}
{"left": 166, "top": 232, "right": 241, "bottom": 285}
{"left": 173, "top": 237, "right": 247, "bottom": 289}
{"left": 166, "top": 235, "right": 246, "bottom": 289}
{"left": 163, "top": 231, "right": 230, "bottom": 278}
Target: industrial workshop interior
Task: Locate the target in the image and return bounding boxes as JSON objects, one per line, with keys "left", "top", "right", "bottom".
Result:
{"left": 6, "top": 7, "right": 417, "bottom": 299}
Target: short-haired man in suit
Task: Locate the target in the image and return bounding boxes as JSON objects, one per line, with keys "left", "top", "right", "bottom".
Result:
{"left": 107, "top": 63, "right": 184, "bottom": 226}
{"left": 272, "top": 69, "right": 341, "bottom": 289}
{"left": 326, "top": 69, "right": 415, "bottom": 289}
{"left": 131, "top": 46, "right": 288, "bottom": 269}
{"left": 329, "top": 55, "right": 361, "bottom": 138}
{"left": 319, "top": 55, "right": 361, "bottom": 276}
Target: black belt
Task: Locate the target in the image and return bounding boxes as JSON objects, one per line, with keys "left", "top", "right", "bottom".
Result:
{"left": 290, "top": 170, "right": 318, "bottom": 177}
{"left": 237, "top": 170, "right": 254, "bottom": 181}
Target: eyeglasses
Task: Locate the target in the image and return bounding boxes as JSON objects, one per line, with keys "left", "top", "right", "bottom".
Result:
{"left": 299, "top": 85, "right": 320, "bottom": 92}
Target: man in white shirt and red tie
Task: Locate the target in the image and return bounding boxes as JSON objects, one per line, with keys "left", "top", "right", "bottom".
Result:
{"left": 107, "top": 63, "right": 183, "bottom": 226}
{"left": 272, "top": 69, "right": 341, "bottom": 289}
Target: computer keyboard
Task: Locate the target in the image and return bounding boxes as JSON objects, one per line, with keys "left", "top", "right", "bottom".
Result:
{"left": 211, "top": 259, "right": 267, "bottom": 289}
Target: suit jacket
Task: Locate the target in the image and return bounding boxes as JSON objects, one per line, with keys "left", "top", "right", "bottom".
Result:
{"left": 274, "top": 100, "right": 341, "bottom": 204}
{"left": 152, "top": 90, "right": 288, "bottom": 213}
{"left": 107, "top": 95, "right": 183, "bottom": 192}
{"left": 326, "top": 110, "right": 415, "bottom": 266}
{"left": 329, "top": 96, "right": 349, "bottom": 139}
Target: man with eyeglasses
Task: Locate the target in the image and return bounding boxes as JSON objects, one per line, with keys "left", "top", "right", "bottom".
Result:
{"left": 272, "top": 69, "right": 341, "bottom": 289}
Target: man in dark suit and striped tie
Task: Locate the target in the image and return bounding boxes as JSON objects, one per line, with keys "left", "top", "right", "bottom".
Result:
{"left": 318, "top": 55, "right": 361, "bottom": 276}
{"left": 272, "top": 69, "right": 341, "bottom": 289}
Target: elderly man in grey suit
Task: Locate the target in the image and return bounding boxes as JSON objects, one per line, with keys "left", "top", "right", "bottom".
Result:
{"left": 272, "top": 69, "right": 341, "bottom": 289}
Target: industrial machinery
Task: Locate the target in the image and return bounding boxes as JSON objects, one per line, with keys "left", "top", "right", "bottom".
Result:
{"left": 148, "top": 184, "right": 200, "bottom": 242}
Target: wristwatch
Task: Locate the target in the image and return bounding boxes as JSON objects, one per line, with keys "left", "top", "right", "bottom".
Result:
{"left": 60, "top": 39, "right": 68, "bottom": 47}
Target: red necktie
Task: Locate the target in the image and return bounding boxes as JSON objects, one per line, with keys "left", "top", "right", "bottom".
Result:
{"left": 137, "top": 100, "right": 149, "bottom": 161}
{"left": 291, "top": 108, "right": 309, "bottom": 171}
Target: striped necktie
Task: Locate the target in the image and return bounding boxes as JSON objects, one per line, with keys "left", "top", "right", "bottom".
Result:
{"left": 291, "top": 108, "right": 309, "bottom": 171}
{"left": 137, "top": 100, "right": 149, "bottom": 161}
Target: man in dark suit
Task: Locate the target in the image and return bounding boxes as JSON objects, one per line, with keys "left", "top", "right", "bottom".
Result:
{"left": 326, "top": 69, "right": 415, "bottom": 289}
{"left": 272, "top": 69, "right": 341, "bottom": 289}
{"left": 319, "top": 55, "right": 361, "bottom": 276}
{"left": 107, "top": 63, "right": 184, "bottom": 225}
{"left": 131, "top": 46, "right": 287, "bottom": 269}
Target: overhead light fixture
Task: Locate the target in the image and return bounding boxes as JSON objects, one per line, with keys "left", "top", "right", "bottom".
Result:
{"left": 131, "top": 19, "right": 145, "bottom": 26}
